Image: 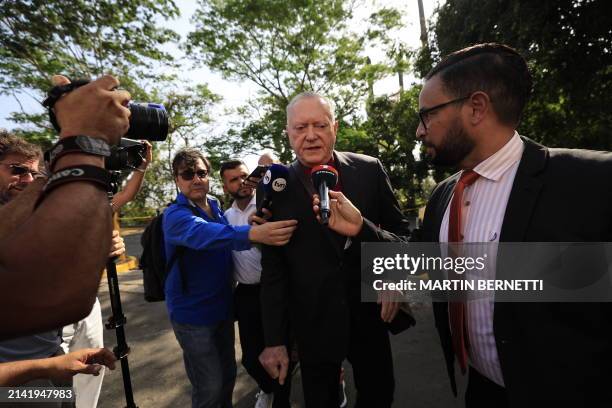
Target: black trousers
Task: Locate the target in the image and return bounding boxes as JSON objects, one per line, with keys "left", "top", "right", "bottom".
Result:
{"left": 300, "top": 302, "right": 395, "bottom": 408}
{"left": 235, "top": 283, "right": 291, "bottom": 408}
{"left": 465, "top": 366, "right": 508, "bottom": 408}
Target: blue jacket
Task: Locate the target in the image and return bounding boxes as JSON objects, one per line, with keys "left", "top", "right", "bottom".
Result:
{"left": 162, "top": 193, "right": 251, "bottom": 325}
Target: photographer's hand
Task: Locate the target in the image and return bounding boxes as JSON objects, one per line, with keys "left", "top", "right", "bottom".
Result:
{"left": 52, "top": 75, "right": 131, "bottom": 145}
{"left": 139, "top": 141, "right": 153, "bottom": 170}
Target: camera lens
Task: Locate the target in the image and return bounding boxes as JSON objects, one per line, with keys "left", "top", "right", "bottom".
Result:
{"left": 125, "top": 103, "right": 169, "bottom": 141}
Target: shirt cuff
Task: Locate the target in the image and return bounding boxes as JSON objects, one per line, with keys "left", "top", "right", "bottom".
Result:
{"left": 232, "top": 225, "right": 252, "bottom": 250}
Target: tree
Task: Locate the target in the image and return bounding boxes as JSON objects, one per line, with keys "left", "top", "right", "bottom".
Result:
{"left": 1, "top": 1, "right": 227, "bottom": 215}
{"left": 336, "top": 86, "right": 432, "bottom": 211}
{"left": 422, "top": 0, "right": 611, "bottom": 151}
{"left": 0, "top": 0, "right": 180, "bottom": 143}
{"left": 120, "top": 83, "right": 222, "bottom": 215}
{"left": 186, "top": 0, "right": 399, "bottom": 160}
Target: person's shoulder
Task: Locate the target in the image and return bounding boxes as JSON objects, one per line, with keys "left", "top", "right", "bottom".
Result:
{"left": 548, "top": 146, "right": 612, "bottom": 165}
{"left": 336, "top": 151, "right": 378, "bottom": 165}
{"left": 164, "top": 198, "right": 195, "bottom": 220}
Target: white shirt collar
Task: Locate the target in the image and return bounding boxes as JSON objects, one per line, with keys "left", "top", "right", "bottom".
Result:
{"left": 230, "top": 194, "right": 257, "bottom": 213}
{"left": 472, "top": 131, "right": 524, "bottom": 182}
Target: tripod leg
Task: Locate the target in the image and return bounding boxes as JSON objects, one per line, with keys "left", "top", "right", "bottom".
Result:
{"left": 106, "top": 258, "right": 138, "bottom": 408}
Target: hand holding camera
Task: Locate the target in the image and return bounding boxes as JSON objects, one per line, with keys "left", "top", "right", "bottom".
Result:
{"left": 51, "top": 75, "right": 131, "bottom": 145}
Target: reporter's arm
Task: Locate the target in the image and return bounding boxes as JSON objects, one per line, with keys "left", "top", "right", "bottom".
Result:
{"left": 0, "top": 74, "right": 128, "bottom": 339}
{"left": 0, "top": 348, "right": 116, "bottom": 386}
{"left": 111, "top": 172, "right": 144, "bottom": 212}
{"left": 0, "top": 173, "right": 111, "bottom": 339}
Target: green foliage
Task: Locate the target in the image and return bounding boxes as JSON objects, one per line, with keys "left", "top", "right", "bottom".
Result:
{"left": 0, "top": 1, "right": 227, "bottom": 215}
{"left": 425, "top": 0, "right": 611, "bottom": 151}
{"left": 337, "top": 86, "right": 431, "bottom": 210}
{"left": 0, "top": 0, "right": 180, "bottom": 140}
{"left": 186, "top": 0, "right": 396, "bottom": 158}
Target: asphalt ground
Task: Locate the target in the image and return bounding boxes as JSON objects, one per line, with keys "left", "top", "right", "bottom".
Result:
{"left": 95, "top": 233, "right": 464, "bottom": 407}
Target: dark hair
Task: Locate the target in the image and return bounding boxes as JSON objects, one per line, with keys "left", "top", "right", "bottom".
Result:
{"left": 171, "top": 148, "right": 211, "bottom": 177}
{"left": 426, "top": 43, "right": 533, "bottom": 126}
{"left": 219, "top": 159, "right": 246, "bottom": 179}
{"left": 0, "top": 129, "right": 43, "bottom": 162}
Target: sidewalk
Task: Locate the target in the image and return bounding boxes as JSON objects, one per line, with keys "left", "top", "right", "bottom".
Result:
{"left": 97, "top": 270, "right": 461, "bottom": 407}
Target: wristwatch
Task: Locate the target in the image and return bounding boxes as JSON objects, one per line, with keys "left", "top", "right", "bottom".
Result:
{"left": 45, "top": 135, "right": 111, "bottom": 169}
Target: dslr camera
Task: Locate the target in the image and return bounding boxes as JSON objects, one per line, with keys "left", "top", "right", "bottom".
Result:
{"left": 43, "top": 79, "right": 170, "bottom": 171}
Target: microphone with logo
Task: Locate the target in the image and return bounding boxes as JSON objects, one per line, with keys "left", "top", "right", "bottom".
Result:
{"left": 255, "top": 164, "right": 289, "bottom": 218}
{"left": 311, "top": 164, "right": 338, "bottom": 225}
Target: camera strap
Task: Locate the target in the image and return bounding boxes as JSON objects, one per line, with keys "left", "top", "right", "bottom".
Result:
{"left": 42, "top": 78, "right": 91, "bottom": 133}
{"left": 36, "top": 165, "right": 111, "bottom": 208}
{"left": 45, "top": 135, "right": 111, "bottom": 171}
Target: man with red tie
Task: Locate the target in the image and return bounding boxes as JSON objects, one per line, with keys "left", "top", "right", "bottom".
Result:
{"left": 319, "top": 43, "right": 612, "bottom": 408}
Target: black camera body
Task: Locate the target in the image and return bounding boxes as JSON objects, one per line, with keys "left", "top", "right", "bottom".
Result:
{"left": 105, "top": 138, "right": 147, "bottom": 171}
{"left": 43, "top": 78, "right": 169, "bottom": 172}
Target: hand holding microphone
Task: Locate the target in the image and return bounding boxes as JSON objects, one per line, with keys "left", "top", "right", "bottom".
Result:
{"left": 311, "top": 165, "right": 338, "bottom": 225}
{"left": 311, "top": 165, "right": 363, "bottom": 234}
{"left": 255, "top": 164, "right": 289, "bottom": 218}
{"left": 313, "top": 190, "right": 363, "bottom": 236}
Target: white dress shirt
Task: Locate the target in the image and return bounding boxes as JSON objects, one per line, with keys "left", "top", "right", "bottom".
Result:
{"left": 224, "top": 195, "right": 262, "bottom": 285}
{"left": 439, "top": 131, "right": 525, "bottom": 386}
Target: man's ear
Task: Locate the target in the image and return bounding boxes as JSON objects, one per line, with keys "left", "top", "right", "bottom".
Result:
{"left": 468, "top": 91, "right": 491, "bottom": 125}
{"left": 333, "top": 121, "right": 339, "bottom": 133}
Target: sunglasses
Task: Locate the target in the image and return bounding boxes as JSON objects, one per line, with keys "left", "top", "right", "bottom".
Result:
{"left": 0, "top": 162, "right": 41, "bottom": 178}
{"left": 179, "top": 169, "right": 209, "bottom": 181}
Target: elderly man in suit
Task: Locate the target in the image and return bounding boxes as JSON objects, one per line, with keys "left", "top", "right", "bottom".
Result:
{"left": 318, "top": 43, "right": 612, "bottom": 408}
{"left": 258, "top": 92, "right": 411, "bottom": 407}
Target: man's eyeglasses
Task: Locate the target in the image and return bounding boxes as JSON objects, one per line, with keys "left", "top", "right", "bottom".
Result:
{"left": 418, "top": 96, "right": 470, "bottom": 131}
{"left": 0, "top": 162, "right": 41, "bottom": 178}
{"left": 179, "top": 169, "right": 209, "bottom": 181}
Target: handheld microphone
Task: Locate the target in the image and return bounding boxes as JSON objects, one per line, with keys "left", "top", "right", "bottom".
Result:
{"left": 311, "top": 164, "right": 338, "bottom": 225}
{"left": 255, "top": 164, "right": 289, "bottom": 218}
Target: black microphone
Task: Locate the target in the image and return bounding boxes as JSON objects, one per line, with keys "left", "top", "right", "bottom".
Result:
{"left": 255, "top": 164, "right": 289, "bottom": 218}
{"left": 311, "top": 164, "right": 338, "bottom": 225}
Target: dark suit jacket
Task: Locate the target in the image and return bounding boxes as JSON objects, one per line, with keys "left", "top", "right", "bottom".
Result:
{"left": 260, "top": 151, "right": 410, "bottom": 363}
{"left": 420, "top": 137, "right": 612, "bottom": 407}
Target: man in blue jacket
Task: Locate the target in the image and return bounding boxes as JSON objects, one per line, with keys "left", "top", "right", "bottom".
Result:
{"left": 163, "top": 148, "right": 297, "bottom": 408}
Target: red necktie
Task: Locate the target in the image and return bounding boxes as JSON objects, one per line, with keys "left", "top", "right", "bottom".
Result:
{"left": 448, "top": 169, "right": 480, "bottom": 374}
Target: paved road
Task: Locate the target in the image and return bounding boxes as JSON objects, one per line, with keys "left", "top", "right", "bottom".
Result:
{"left": 95, "top": 235, "right": 464, "bottom": 407}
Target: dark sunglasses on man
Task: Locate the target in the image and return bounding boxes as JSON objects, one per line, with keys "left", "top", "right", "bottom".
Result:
{"left": 0, "top": 162, "right": 43, "bottom": 178}
{"left": 179, "top": 169, "right": 208, "bottom": 181}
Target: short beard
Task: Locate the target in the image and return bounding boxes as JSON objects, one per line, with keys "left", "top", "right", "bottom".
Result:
{"left": 230, "top": 189, "right": 253, "bottom": 201}
{"left": 428, "top": 118, "right": 475, "bottom": 167}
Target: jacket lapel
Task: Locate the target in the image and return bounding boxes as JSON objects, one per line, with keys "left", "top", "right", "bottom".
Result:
{"left": 499, "top": 137, "right": 547, "bottom": 242}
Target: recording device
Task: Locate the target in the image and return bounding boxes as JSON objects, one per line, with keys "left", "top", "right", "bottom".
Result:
{"left": 245, "top": 164, "right": 270, "bottom": 186}
{"left": 105, "top": 138, "right": 146, "bottom": 171}
{"left": 43, "top": 77, "right": 170, "bottom": 143}
{"left": 311, "top": 165, "right": 338, "bottom": 225}
{"left": 256, "top": 164, "right": 289, "bottom": 218}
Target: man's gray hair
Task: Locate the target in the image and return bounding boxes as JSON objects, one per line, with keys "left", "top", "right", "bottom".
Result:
{"left": 286, "top": 92, "right": 336, "bottom": 123}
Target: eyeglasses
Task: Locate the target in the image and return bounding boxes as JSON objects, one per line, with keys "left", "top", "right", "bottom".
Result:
{"left": 0, "top": 162, "right": 41, "bottom": 179}
{"left": 179, "top": 169, "right": 209, "bottom": 181}
{"left": 418, "top": 96, "right": 470, "bottom": 131}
